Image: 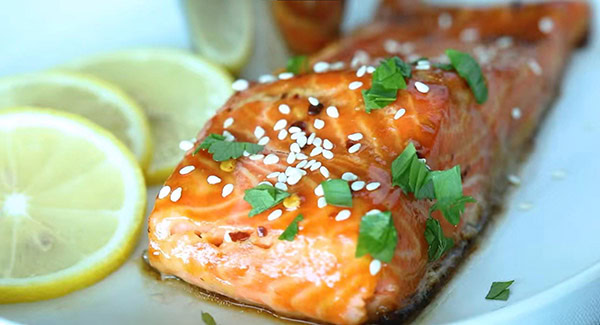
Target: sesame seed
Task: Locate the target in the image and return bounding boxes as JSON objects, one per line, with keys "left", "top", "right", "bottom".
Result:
{"left": 267, "top": 172, "right": 280, "bottom": 179}
{"left": 308, "top": 96, "right": 320, "bottom": 106}
{"left": 275, "top": 182, "right": 288, "bottom": 191}
{"left": 538, "top": 17, "right": 554, "bottom": 34}
{"left": 207, "top": 175, "right": 222, "bottom": 184}
{"left": 366, "top": 209, "right": 381, "bottom": 215}
{"left": 222, "top": 130, "right": 235, "bottom": 142}
{"left": 527, "top": 59, "right": 542, "bottom": 76}
{"left": 267, "top": 209, "right": 283, "bottom": 221}
{"left": 158, "top": 185, "right": 171, "bottom": 199}
{"left": 258, "top": 74, "right": 276, "bottom": 83}
{"left": 296, "top": 160, "right": 308, "bottom": 169}
{"left": 496, "top": 36, "right": 513, "bottom": 49}
{"left": 249, "top": 154, "right": 264, "bottom": 161}
{"left": 258, "top": 181, "right": 272, "bottom": 186}
{"left": 264, "top": 154, "right": 279, "bottom": 165}
{"left": 307, "top": 132, "right": 316, "bottom": 145}
{"left": 310, "top": 146, "right": 323, "bottom": 157}
{"left": 278, "top": 173, "right": 288, "bottom": 183}
{"left": 394, "top": 108, "right": 406, "bottom": 120}
{"left": 326, "top": 106, "right": 339, "bottom": 118}
{"left": 384, "top": 39, "right": 400, "bottom": 54}
{"left": 312, "top": 137, "right": 323, "bottom": 147}
{"left": 342, "top": 172, "right": 358, "bottom": 181}
{"left": 290, "top": 143, "right": 301, "bottom": 153}
{"left": 296, "top": 153, "right": 308, "bottom": 160}
{"left": 460, "top": 28, "right": 479, "bottom": 43}
{"left": 323, "top": 139, "right": 333, "bottom": 150}
{"left": 223, "top": 117, "right": 234, "bottom": 128}
{"left": 348, "top": 133, "right": 363, "bottom": 141}
{"left": 415, "top": 60, "right": 431, "bottom": 70}
{"left": 317, "top": 197, "right": 327, "bottom": 208}
{"left": 349, "top": 81, "right": 363, "bottom": 90}
{"left": 297, "top": 135, "right": 308, "bottom": 148}
{"left": 179, "top": 165, "right": 195, "bottom": 175}
{"left": 289, "top": 126, "right": 302, "bottom": 134}
{"left": 319, "top": 166, "right": 330, "bottom": 178}
{"left": 278, "top": 129, "right": 288, "bottom": 140}
{"left": 335, "top": 210, "right": 351, "bottom": 221}
{"left": 273, "top": 119, "right": 287, "bottom": 131}
{"left": 243, "top": 151, "right": 250, "bottom": 157}
{"left": 310, "top": 161, "right": 322, "bottom": 171}
{"left": 438, "top": 12, "right": 452, "bottom": 29}
{"left": 287, "top": 152, "right": 296, "bottom": 164}
{"left": 366, "top": 182, "right": 381, "bottom": 191}
{"left": 356, "top": 65, "right": 367, "bottom": 77}
{"left": 313, "top": 61, "right": 330, "bottom": 73}
{"left": 314, "top": 184, "right": 324, "bottom": 196}
{"left": 278, "top": 104, "right": 291, "bottom": 114}
{"left": 507, "top": 174, "right": 521, "bottom": 185}
{"left": 512, "top": 107, "right": 522, "bottom": 120}
{"left": 258, "top": 136, "right": 270, "bottom": 145}
{"left": 290, "top": 131, "right": 304, "bottom": 140}
{"left": 254, "top": 126, "right": 265, "bottom": 139}
{"left": 170, "top": 187, "right": 182, "bottom": 202}
{"left": 348, "top": 143, "right": 361, "bottom": 154}
{"left": 179, "top": 140, "right": 194, "bottom": 151}
{"left": 222, "top": 184, "right": 234, "bottom": 197}
{"left": 415, "top": 81, "right": 430, "bottom": 93}
{"left": 369, "top": 259, "right": 382, "bottom": 276}
{"left": 279, "top": 72, "right": 294, "bottom": 80}
{"left": 366, "top": 66, "right": 376, "bottom": 74}
{"left": 322, "top": 150, "right": 334, "bottom": 160}
{"left": 287, "top": 173, "right": 302, "bottom": 185}
{"left": 351, "top": 181, "right": 365, "bottom": 191}
{"left": 305, "top": 160, "right": 316, "bottom": 169}
{"left": 232, "top": 79, "right": 249, "bottom": 91}
{"left": 330, "top": 61, "right": 345, "bottom": 70}
{"left": 314, "top": 119, "right": 325, "bottom": 129}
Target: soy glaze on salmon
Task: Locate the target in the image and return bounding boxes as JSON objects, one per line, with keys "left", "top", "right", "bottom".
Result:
{"left": 147, "top": 1, "right": 590, "bottom": 324}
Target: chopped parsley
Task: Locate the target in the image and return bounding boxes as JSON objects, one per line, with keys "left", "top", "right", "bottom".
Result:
{"left": 244, "top": 184, "right": 290, "bottom": 217}
{"left": 445, "top": 49, "right": 488, "bottom": 104}
{"left": 355, "top": 211, "right": 398, "bottom": 262}
{"left": 279, "top": 214, "right": 303, "bottom": 241}
{"left": 485, "top": 280, "right": 514, "bottom": 301}
{"left": 195, "top": 133, "right": 264, "bottom": 161}
{"left": 286, "top": 55, "right": 309, "bottom": 75}
{"left": 362, "top": 57, "right": 412, "bottom": 113}
{"left": 201, "top": 311, "right": 216, "bottom": 325}
{"left": 424, "top": 217, "right": 454, "bottom": 261}
{"left": 321, "top": 179, "right": 353, "bottom": 207}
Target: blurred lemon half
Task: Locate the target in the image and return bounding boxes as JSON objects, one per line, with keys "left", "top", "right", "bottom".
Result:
{"left": 0, "top": 107, "right": 146, "bottom": 303}
{"left": 0, "top": 72, "right": 153, "bottom": 170}
{"left": 182, "top": 0, "right": 254, "bottom": 72}
{"left": 61, "top": 49, "right": 234, "bottom": 184}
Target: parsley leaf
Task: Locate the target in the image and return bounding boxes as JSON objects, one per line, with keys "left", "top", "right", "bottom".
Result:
{"left": 201, "top": 312, "right": 216, "bottom": 325}
{"left": 321, "top": 179, "right": 353, "bottom": 207}
{"left": 355, "top": 211, "right": 398, "bottom": 262}
{"left": 445, "top": 49, "right": 488, "bottom": 104}
{"left": 286, "top": 55, "right": 309, "bottom": 75}
{"left": 244, "top": 184, "right": 290, "bottom": 217}
{"left": 424, "top": 217, "right": 454, "bottom": 261}
{"left": 195, "top": 133, "right": 264, "bottom": 161}
{"left": 362, "top": 57, "right": 412, "bottom": 113}
{"left": 279, "top": 214, "right": 303, "bottom": 241}
{"left": 485, "top": 280, "right": 514, "bottom": 301}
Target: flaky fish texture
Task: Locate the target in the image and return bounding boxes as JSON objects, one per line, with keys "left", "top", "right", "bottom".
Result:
{"left": 148, "top": 2, "right": 589, "bottom": 324}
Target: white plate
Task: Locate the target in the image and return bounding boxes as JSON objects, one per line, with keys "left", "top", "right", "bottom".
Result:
{"left": 1, "top": 0, "right": 600, "bottom": 324}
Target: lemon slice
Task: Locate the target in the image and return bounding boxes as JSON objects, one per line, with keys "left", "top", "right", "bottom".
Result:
{"left": 0, "top": 107, "right": 146, "bottom": 303}
{"left": 182, "top": 0, "right": 254, "bottom": 72}
{"left": 61, "top": 49, "right": 234, "bottom": 184}
{"left": 0, "top": 72, "right": 152, "bottom": 170}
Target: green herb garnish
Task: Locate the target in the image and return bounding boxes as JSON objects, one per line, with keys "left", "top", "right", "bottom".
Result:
{"left": 485, "top": 280, "right": 514, "bottom": 301}
{"left": 195, "top": 133, "right": 264, "bottom": 161}
{"left": 362, "top": 57, "right": 412, "bottom": 113}
{"left": 279, "top": 214, "right": 304, "bottom": 241}
{"left": 433, "top": 62, "right": 454, "bottom": 71}
{"left": 391, "top": 142, "right": 434, "bottom": 200}
{"left": 355, "top": 211, "right": 398, "bottom": 262}
{"left": 201, "top": 311, "right": 216, "bottom": 325}
{"left": 445, "top": 49, "right": 488, "bottom": 104}
{"left": 286, "top": 55, "right": 309, "bottom": 75}
{"left": 244, "top": 184, "right": 290, "bottom": 217}
{"left": 424, "top": 217, "right": 454, "bottom": 261}
{"left": 321, "top": 179, "right": 353, "bottom": 207}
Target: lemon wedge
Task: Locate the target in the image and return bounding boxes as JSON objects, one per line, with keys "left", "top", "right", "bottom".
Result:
{"left": 0, "top": 108, "right": 146, "bottom": 303}
{"left": 0, "top": 72, "right": 152, "bottom": 170}
{"left": 61, "top": 49, "right": 233, "bottom": 184}
{"left": 182, "top": 0, "right": 254, "bottom": 72}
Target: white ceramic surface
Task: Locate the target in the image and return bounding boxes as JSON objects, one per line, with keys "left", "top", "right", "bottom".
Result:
{"left": 1, "top": 0, "right": 599, "bottom": 324}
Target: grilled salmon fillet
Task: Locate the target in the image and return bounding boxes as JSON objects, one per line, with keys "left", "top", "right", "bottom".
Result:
{"left": 147, "top": 2, "right": 589, "bottom": 324}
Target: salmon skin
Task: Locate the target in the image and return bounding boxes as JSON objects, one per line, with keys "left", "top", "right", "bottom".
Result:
{"left": 147, "top": 2, "right": 589, "bottom": 324}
